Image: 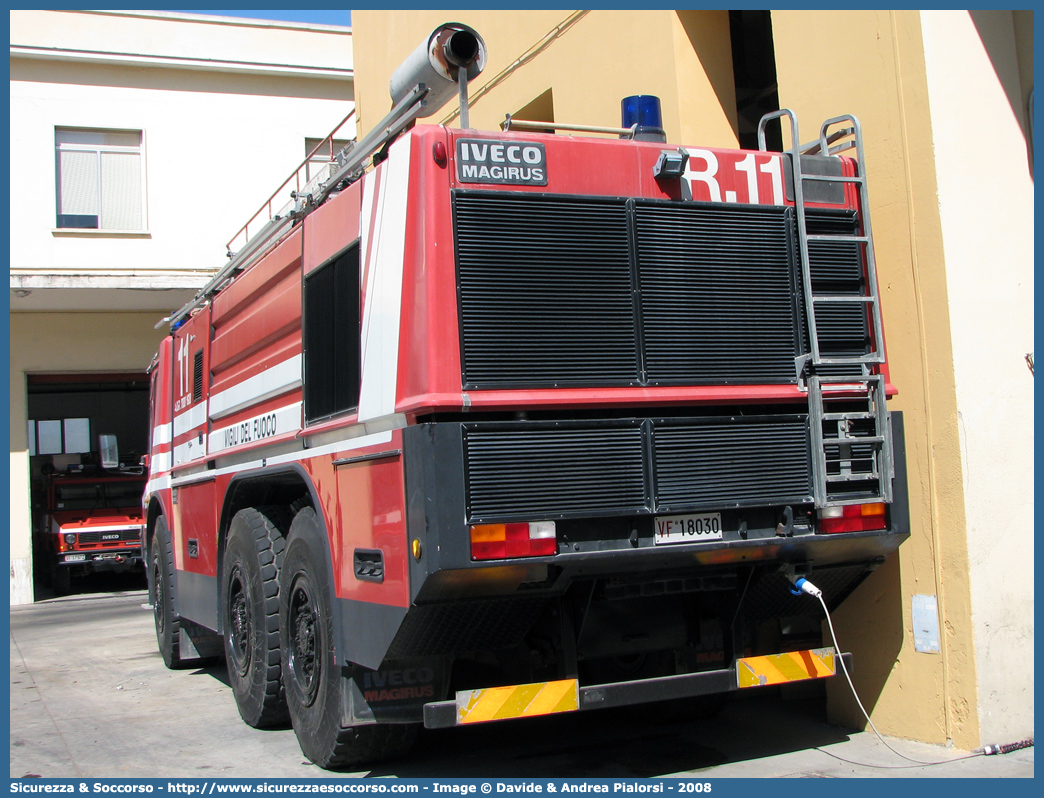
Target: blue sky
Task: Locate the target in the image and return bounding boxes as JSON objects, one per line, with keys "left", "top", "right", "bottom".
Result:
{"left": 175, "top": 10, "right": 352, "bottom": 27}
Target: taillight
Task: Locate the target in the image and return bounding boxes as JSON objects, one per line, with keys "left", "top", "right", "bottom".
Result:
{"left": 818, "top": 503, "right": 886, "bottom": 534}
{"left": 470, "top": 521, "right": 557, "bottom": 560}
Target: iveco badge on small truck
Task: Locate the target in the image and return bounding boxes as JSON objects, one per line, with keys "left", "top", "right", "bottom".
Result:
{"left": 143, "top": 24, "right": 908, "bottom": 769}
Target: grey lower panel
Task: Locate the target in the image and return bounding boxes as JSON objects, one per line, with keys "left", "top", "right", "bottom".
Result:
{"left": 337, "top": 597, "right": 409, "bottom": 671}
{"left": 175, "top": 570, "right": 408, "bottom": 669}
{"left": 176, "top": 569, "right": 219, "bottom": 632}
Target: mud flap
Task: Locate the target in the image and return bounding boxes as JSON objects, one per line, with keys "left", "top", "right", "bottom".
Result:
{"left": 343, "top": 659, "right": 448, "bottom": 725}
{"left": 178, "top": 621, "right": 223, "bottom": 660}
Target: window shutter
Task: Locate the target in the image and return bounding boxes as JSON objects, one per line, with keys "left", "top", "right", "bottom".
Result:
{"left": 58, "top": 150, "right": 99, "bottom": 216}
{"left": 100, "top": 151, "right": 143, "bottom": 230}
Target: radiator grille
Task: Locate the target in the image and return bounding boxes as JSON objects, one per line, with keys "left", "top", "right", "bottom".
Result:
{"left": 462, "top": 416, "right": 811, "bottom": 523}
{"left": 76, "top": 529, "right": 141, "bottom": 545}
{"left": 653, "top": 417, "right": 812, "bottom": 510}
{"left": 464, "top": 424, "right": 647, "bottom": 522}
{"left": 455, "top": 194, "right": 638, "bottom": 387}
{"left": 635, "top": 204, "right": 799, "bottom": 382}
{"left": 455, "top": 192, "right": 871, "bottom": 389}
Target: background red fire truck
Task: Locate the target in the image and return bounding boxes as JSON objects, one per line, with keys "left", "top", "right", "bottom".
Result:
{"left": 44, "top": 469, "right": 145, "bottom": 596}
{"left": 143, "top": 24, "right": 908, "bottom": 769}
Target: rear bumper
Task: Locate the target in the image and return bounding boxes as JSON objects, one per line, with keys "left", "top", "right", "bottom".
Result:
{"left": 422, "top": 649, "right": 852, "bottom": 729}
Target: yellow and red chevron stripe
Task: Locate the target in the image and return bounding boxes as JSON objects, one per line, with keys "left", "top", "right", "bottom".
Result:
{"left": 736, "top": 647, "right": 836, "bottom": 688}
{"left": 456, "top": 678, "right": 579, "bottom": 725}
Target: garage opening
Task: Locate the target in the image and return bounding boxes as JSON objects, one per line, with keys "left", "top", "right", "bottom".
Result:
{"left": 27, "top": 372, "right": 150, "bottom": 598}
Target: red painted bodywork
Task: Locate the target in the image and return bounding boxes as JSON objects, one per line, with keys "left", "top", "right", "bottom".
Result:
{"left": 145, "top": 124, "right": 892, "bottom": 622}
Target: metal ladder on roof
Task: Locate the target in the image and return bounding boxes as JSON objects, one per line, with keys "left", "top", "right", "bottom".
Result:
{"left": 758, "top": 109, "right": 893, "bottom": 506}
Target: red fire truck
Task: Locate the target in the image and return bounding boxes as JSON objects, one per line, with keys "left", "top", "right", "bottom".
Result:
{"left": 144, "top": 25, "right": 908, "bottom": 769}
{"left": 45, "top": 471, "right": 146, "bottom": 595}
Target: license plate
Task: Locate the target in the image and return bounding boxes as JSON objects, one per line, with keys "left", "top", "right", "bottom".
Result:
{"left": 654, "top": 513, "right": 723, "bottom": 545}
{"left": 64, "top": 553, "right": 86, "bottom": 562}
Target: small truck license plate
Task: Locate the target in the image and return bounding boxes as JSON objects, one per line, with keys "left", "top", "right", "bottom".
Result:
{"left": 654, "top": 513, "right": 723, "bottom": 545}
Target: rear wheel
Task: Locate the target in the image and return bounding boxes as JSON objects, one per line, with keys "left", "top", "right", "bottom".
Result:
{"left": 151, "top": 517, "right": 183, "bottom": 669}
{"left": 222, "top": 506, "right": 292, "bottom": 728}
{"left": 280, "top": 507, "right": 416, "bottom": 769}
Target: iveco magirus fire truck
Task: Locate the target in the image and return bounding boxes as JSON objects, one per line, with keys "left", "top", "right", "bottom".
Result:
{"left": 143, "top": 24, "right": 908, "bottom": 769}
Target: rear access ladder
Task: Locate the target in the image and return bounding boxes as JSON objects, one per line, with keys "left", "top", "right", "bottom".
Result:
{"left": 759, "top": 110, "right": 893, "bottom": 506}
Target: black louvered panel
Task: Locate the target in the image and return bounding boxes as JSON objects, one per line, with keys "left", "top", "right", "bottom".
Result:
{"left": 806, "top": 210, "right": 863, "bottom": 289}
{"left": 464, "top": 425, "right": 648, "bottom": 522}
{"left": 652, "top": 417, "right": 812, "bottom": 511}
{"left": 813, "top": 304, "right": 871, "bottom": 359}
{"left": 455, "top": 193, "right": 638, "bottom": 388}
{"left": 634, "top": 203, "right": 799, "bottom": 383}
{"left": 804, "top": 209, "right": 870, "bottom": 364}
{"left": 192, "top": 350, "right": 204, "bottom": 403}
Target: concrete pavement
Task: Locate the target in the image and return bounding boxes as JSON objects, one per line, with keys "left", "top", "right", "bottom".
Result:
{"left": 10, "top": 589, "right": 1034, "bottom": 780}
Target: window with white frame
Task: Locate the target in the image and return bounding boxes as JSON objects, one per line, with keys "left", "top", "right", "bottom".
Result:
{"left": 55, "top": 128, "right": 146, "bottom": 231}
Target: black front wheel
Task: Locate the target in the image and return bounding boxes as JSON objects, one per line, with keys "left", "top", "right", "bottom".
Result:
{"left": 151, "top": 517, "right": 183, "bottom": 669}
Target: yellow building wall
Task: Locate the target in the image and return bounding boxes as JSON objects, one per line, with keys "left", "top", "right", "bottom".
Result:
{"left": 352, "top": 10, "right": 738, "bottom": 148}
{"left": 9, "top": 313, "right": 168, "bottom": 605}
{"left": 350, "top": 10, "right": 996, "bottom": 749}
{"left": 919, "top": 10, "right": 1034, "bottom": 745}
{"left": 770, "top": 9, "right": 977, "bottom": 748}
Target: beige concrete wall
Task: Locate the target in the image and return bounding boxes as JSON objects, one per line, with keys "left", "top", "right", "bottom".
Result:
{"left": 352, "top": 10, "right": 738, "bottom": 149}
{"left": 10, "top": 10, "right": 354, "bottom": 290}
{"left": 771, "top": 9, "right": 979, "bottom": 748}
{"left": 920, "top": 9, "right": 1034, "bottom": 745}
{"left": 9, "top": 313, "right": 169, "bottom": 605}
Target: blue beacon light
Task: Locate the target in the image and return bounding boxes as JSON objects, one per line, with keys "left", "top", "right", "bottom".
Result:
{"left": 621, "top": 95, "right": 667, "bottom": 142}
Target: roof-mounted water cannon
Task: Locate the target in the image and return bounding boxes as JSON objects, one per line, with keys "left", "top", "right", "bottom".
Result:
{"left": 389, "top": 23, "right": 487, "bottom": 128}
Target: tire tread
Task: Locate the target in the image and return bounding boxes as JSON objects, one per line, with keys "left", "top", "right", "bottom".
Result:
{"left": 225, "top": 505, "right": 293, "bottom": 728}
{"left": 152, "top": 518, "right": 184, "bottom": 669}
{"left": 319, "top": 724, "right": 418, "bottom": 770}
